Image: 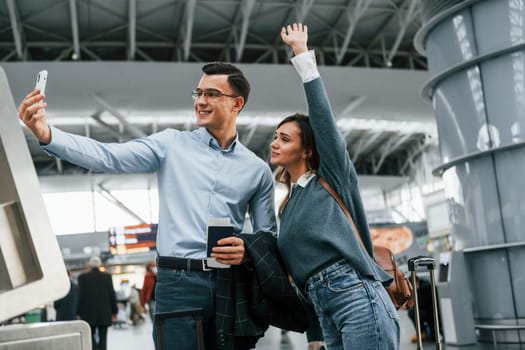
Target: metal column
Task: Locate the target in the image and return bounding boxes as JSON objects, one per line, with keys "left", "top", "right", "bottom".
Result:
{"left": 415, "top": 0, "right": 525, "bottom": 344}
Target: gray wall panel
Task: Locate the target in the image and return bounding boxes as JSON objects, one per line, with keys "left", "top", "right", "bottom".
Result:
{"left": 508, "top": 248, "right": 525, "bottom": 318}
{"left": 425, "top": 8, "right": 478, "bottom": 75}
{"left": 494, "top": 149, "right": 525, "bottom": 243}
{"left": 482, "top": 55, "right": 525, "bottom": 146}
{"left": 433, "top": 69, "right": 489, "bottom": 160}
{"left": 443, "top": 159, "right": 504, "bottom": 248}
{"left": 468, "top": 251, "right": 514, "bottom": 319}
{"left": 472, "top": 1, "right": 518, "bottom": 54}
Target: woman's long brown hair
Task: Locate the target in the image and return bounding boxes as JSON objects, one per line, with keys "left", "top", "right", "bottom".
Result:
{"left": 274, "top": 113, "right": 320, "bottom": 216}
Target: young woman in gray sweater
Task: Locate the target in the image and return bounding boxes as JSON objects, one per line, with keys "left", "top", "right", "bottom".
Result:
{"left": 271, "top": 23, "right": 400, "bottom": 350}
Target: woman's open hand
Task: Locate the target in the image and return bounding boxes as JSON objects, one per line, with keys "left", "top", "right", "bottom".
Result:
{"left": 281, "top": 22, "right": 308, "bottom": 56}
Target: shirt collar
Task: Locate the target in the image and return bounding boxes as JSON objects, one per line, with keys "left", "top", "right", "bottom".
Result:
{"left": 197, "top": 127, "right": 238, "bottom": 152}
{"left": 296, "top": 171, "right": 317, "bottom": 188}
{"left": 289, "top": 171, "right": 317, "bottom": 198}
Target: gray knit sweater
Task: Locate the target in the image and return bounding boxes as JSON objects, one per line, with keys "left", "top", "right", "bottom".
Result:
{"left": 277, "top": 77, "right": 393, "bottom": 287}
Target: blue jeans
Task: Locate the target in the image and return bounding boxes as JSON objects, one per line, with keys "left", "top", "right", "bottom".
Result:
{"left": 306, "top": 260, "right": 400, "bottom": 350}
{"left": 153, "top": 267, "right": 217, "bottom": 350}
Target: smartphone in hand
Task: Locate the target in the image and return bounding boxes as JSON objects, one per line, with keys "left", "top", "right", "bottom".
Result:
{"left": 206, "top": 219, "right": 233, "bottom": 269}
{"left": 35, "top": 70, "right": 48, "bottom": 93}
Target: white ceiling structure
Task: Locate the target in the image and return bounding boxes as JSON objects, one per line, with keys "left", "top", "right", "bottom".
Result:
{"left": 0, "top": 0, "right": 439, "bottom": 193}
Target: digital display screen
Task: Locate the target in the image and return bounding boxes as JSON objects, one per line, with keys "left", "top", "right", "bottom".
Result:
{"left": 109, "top": 223, "right": 157, "bottom": 255}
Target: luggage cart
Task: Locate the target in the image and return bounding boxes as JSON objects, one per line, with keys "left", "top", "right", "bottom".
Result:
{"left": 408, "top": 256, "right": 442, "bottom": 350}
{"left": 155, "top": 308, "right": 205, "bottom": 350}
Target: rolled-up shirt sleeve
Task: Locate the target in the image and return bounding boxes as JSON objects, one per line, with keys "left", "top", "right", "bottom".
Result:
{"left": 290, "top": 50, "right": 320, "bottom": 83}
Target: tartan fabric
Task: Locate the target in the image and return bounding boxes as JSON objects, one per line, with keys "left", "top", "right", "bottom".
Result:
{"left": 215, "top": 232, "right": 309, "bottom": 349}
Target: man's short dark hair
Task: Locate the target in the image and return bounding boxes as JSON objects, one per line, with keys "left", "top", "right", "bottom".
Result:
{"left": 202, "top": 62, "right": 250, "bottom": 106}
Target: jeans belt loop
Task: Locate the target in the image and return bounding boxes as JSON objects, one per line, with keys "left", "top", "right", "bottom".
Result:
{"left": 186, "top": 259, "right": 191, "bottom": 275}
{"left": 202, "top": 260, "right": 212, "bottom": 271}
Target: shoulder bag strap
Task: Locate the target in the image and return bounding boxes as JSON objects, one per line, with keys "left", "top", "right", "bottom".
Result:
{"left": 318, "top": 177, "right": 367, "bottom": 251}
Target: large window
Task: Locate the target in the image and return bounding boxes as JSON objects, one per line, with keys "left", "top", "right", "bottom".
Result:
{"left": 43, "top": 189, "right": 159, "bottom": 235}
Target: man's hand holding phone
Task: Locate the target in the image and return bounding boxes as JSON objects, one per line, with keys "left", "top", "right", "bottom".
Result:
{"left": 210, "top": 236, "right": 246, "bottom": 266}
{"left": 206, "top": 218, "right": 246, "bottom": 268}
{"left": 18, "top": 70, "right": 51, "bottom": 144}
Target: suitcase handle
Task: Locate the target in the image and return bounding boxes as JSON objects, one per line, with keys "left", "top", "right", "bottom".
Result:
{"left": 155, "top": 308, "right": 204, "bottom": 322}
{"left": 155, "top": 308, "right": 205, "bottom": 350}
{"left": 408, "top": 256, "right": 442, "bottom": 350}
{"left": 408, "top": 256, "right": 436, "bottom": 271}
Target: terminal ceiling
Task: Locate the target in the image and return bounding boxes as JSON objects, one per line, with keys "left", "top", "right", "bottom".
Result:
{"left": 0, "top": 0, "right": 438, "bottom": 192}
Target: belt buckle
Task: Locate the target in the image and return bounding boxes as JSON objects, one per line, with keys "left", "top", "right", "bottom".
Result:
{"left": 202, "top": 259, "right": 212, "bottom": 271}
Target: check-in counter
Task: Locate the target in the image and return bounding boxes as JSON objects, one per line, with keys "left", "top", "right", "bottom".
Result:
{"left": 0, "top": 321, "right": 91, "bottom": 350}
{"left": 0, "top": 67, "right": 71, "bottom": 332}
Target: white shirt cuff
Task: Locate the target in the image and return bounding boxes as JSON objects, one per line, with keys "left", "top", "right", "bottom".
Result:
{"left": 290, "top": 50, "right": 320, "bottom": 83}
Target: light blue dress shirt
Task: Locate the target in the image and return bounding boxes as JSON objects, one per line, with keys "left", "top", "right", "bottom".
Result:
{"left": 43, "top": 126, "right": 277, "bottom": 258}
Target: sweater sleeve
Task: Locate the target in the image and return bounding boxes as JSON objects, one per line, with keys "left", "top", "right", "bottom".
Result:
{"left": 303, "top": 78, "right": 355, "bottom": 189}
{"left": 299, "top": 60, "right": 373, "bottom": 256}
{"left": 290, "top": 50, "right": 356, "bottom": 190}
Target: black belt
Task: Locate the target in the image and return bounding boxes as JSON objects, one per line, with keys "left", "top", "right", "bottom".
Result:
{"left": 157, "top": 256, "right": 212, "bottom": 272}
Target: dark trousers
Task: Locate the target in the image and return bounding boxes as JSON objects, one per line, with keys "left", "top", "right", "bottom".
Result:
{"left": 89, "top": 324, "right": 109, "bottom": 350}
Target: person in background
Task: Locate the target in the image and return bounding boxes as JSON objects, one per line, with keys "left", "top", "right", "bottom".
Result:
{"left": 77, "top": 256, "right": 117, "bottom": 350}
{"left": 140, "top": 260, "right": 157, "bottom": 322}
{"left": 54, "top": 269, "right": 78, "bottom": 321}
{"left": 129, "top": 283, "right": 145, "bottom": 325}
{"left": 18, "top": 59, "right": 276, "bottom": 350}
{"left": 271, "top": 23, "right": 400, "bottom": 350}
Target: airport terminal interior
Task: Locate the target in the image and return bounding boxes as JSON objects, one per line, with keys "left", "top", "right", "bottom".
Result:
{"left": 1, "top": 0, "right": 525, "bottom": 349}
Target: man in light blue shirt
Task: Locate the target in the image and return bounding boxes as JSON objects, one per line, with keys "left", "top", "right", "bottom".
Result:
{"left": 19, "top": 62, "right": 277, "bottom": 350}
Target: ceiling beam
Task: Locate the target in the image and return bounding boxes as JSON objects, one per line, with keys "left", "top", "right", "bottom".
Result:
{"left": 295, "top": 0, "right": 315, "bottom": 23}
{"left": 136, "top": 48, "right": 154, "bottom": 62}
{"left": 55, "top": 47, "right": 73, "bottom": 61}
{"left": 235, "top": 0, "right": 256, "bottom": 62}
{"left": 68, "top": 0, "right": 80, "bottom": 60}
{"left": 128, "top": 0, "right": 136, "bottom": 60}
{"left": 385, "top": 0, "right": 419, "bottom": 66}
{"left": 97, "top": 183, "right": 147, "bottom": 223}
{"left": 352, "top": 131, "right": 383, "bottom": 163}
{"left": 56, "top": 158, "right": 63, "bottom": 174}
{"left": 6, "top": 0, "right": 23, "bottom": 60}
{"left": 366, "top": 1, "right": 400, "bottom": 46}
{"left": 81, "top": 24, "right": 128, "bottom": 42}
{"left": 81, "top": 0, "right": 125, "bottom": 21}
{"left": 372, "top": 133, "right": 412, "bottom": 173}
{"left": 93, "top": 94, "right": 147, "bottom": 138}
{"left": 23, "top": 23, "right": 70, "bottom": 41}
{"left": 241, "top": 117, "right": 259, "bottom": 146}
{"left": 137, "top": 1, "right": 177, "bottom": 21}
{"left": 9, "top": 38, "right": 422, "bottom": 56}
{"left": 336, "top": 95, "right": 367, "bottom": 119}
{"left": 336, "top": 0, "right": 372, "bottom": 65}
{"left": 1, "top": 49, "right": 17, "bottom": 61}
{"left": 90, "top": 113, "right": 124, "bottom": 140}
{"left": 136, "top": 25, "right": 173, "bottom": 43}
{"left": 79, "top": 46, "right": 102, "bottom": 60}
{"left": 400, "top": 138, "right": 431, "bottom": 174}
{"left": 183, "top": 0, "right": 196, "bottom": 61}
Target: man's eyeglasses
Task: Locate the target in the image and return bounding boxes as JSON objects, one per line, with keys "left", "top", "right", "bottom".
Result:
{"left": 191, "top": 88, "right": 238, "bottom": 101}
